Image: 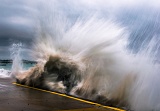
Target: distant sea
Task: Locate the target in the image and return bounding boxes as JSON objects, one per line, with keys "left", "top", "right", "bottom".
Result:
{"left": 0, "top": 61, "right": 36, "bottom": 70}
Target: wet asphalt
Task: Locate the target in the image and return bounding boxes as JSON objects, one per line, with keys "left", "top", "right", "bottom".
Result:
{"left": 0, "top": 78, "right": 117, "bottom": 111}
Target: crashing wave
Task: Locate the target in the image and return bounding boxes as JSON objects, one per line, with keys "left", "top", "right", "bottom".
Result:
{"left": 15, "top": 18, "right": 134, "bottom": 109}
{"left": 0, "top": 68, "right": 11, "bottom": 78}
{"left": 14, "top": 16, "right": 160, "bottom": 110}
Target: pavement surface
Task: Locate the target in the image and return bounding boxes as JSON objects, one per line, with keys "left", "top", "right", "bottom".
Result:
{"left": 0, "top": 78, "right": 123, "bottom": 111}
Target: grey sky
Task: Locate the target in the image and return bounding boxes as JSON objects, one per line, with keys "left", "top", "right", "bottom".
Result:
{"left": 0, "top": 0, "right": 160, "bottom": 59}
{"left": 0, "top": 0, "right": 37, "bottom": 59}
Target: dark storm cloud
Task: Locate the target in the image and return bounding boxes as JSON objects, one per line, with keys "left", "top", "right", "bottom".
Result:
{"left": 0, "top": 23, "right": 34, "bottom": 45}
{"left": 0, "top": 0, "right": 160, "bottom": 59}
{"left": 0, "top": 0, "right": 39, "bottom": 59}
{"left": 0, "top": 0, "right": 36, "bottom": 38}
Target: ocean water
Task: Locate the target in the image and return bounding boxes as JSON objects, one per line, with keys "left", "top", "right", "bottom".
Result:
{"left": 0, "top": 63, "right": 35, "bottom": 78}
{"left": 0, "top": 63, "right": 12, "bottom": 70}
{"left": 0, "top": 63, "right": 35, "bottom": 70}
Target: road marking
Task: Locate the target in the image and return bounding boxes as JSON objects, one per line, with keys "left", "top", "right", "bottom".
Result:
{"left": 57, "top": 107, "right": 114, "bottom": 111}
{"left": 13, "top": 82, "right": 125, "bottom": 111}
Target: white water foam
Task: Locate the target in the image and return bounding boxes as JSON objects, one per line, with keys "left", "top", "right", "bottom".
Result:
{"left": 0, "top": 68, "right": 11, "bottom": 78}
{"left": 31, "top": 16, "right": 160, "bottom": 110}
{"left": 10, "top": 43, "right": 23, "bottom": 77}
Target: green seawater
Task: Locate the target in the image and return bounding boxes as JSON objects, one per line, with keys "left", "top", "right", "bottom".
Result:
{"left": 0, "top": 63, "right": 36, "bottom": 70}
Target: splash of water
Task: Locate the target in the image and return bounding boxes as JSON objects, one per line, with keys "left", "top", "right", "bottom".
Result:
{"left": 10, "top": 43, "right": 23, "bottom": 77}
{"left": 13, "top": 0, "right": 160, "bottom": 110}
{"left": 0, "top": 69, "right": 11, "bottom": 78}
{"left": 11, "top": 16, "right": 154, "bottom": 110}
{"left": 128, "top": 37, "right": 160, "bottom": 110}
{"left": 31, "top": 16, "right": 160, "bottom": 110}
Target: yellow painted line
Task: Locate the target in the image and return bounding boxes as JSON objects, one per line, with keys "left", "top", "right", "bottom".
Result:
{"left": 57, "top": 107, "right": 113, "bottom": 111}
{"left": 12, "top": 82, "right": 125, "bottom": 111}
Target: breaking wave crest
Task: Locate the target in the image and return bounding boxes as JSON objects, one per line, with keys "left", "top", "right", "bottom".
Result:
{"left": 12, "top": 16, "right": 160, "bottom": 111}
{"left": 0, "top": 69, "right": 11, "bottom": 78}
